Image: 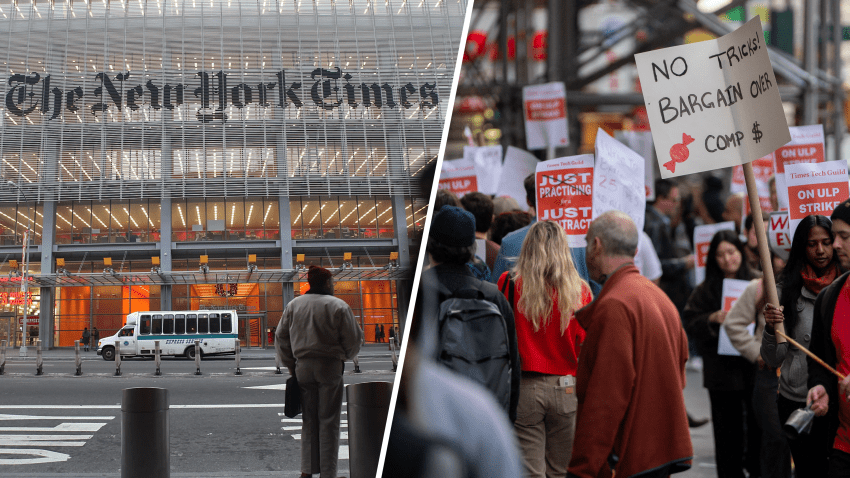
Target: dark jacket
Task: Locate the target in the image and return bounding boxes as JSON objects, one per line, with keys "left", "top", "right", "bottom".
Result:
{"left": 644, "top": 205, "right": 691, "bottom": 312}
{"left": 683, "top": 281, "right": 755, "bottom": 391}
{"left": 808, "top": 270, "right": 850, "bottom": 447}
{"left": 418, "top": 263, "right": 521, "bottom": 422}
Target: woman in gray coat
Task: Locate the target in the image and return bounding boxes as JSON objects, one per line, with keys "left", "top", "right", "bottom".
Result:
{"left": 762, "top": 214, "right": 840, "bottom": 477}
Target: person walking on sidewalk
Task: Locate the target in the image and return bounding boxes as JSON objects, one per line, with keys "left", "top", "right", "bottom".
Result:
{"left": 82, "top": 327, "right": 91, "bottom": 352}
{"left": 92, "top": 327, "right": 100, "bottom": 351}
{"left": 276, "top": 265, "right": 363, "bottom": 478}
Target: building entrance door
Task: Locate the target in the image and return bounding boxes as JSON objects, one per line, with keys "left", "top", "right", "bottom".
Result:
{"left": 238, "top": 313, "right": 266, "bottom": 348}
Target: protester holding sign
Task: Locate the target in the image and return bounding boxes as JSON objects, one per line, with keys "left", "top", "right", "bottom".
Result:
{"left": 683, "top": 230, "right": 761, "bottom": 478}
{"left": 761, "top": 215, "right": 839, "bottom": 477}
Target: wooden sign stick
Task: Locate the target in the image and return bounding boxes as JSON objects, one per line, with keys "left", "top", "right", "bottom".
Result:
{"left": 743, "top": 162, "right": 787, "bottom": 344}
{"left": 773, "top": 328, "right": 845, "bottom": 380}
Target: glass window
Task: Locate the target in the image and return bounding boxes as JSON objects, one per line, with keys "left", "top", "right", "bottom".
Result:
{"left": 289, "top": 198, "right": 302, "bottom": 239}
{"left": 301, "top": 199, "right": 321, "bottom": 238}
{"left": 263, "top": 199, "right": 280, "bottom": 239}
{"left": 339, "top": 198, "right": 358, "bottom": 238}
{"left": 358, "top": 198, "right": 378, "bottom": 238}
{"left": 163, "top": 314, "right": 174, "bottom": 334}
{"left": 172, "top": 199, "right": 189, "bottom": 242}
{"left": 152, "top": 314, "right": 162, "bottom": 334}
{"left": 207, "top": 200, "right": 226, "bottom": 241}
{"left": 198, "top": 314, "right": 209, "bottom": 334}
{"left": 56, "top": 204, "right": 74, "bottom": 245}
{"left": 140, "top": 315, "right": 151, "bottom": 335}
{"left": 175, "top": 314, "right": 186, "bottom": 334}
{"left": 72, "top": 202, "right": 92, "bottom": 244}
{"left": 321, "top": 197, "right": 341, "bottom": 237}
{"left": 129, "top": 201, "right": 150, "bottom": 242}
{"left": 221, "top": 313, "right": 232, "bottom": 333}
{"left": 112, "top": 201, "right": 130, "bottom": 243}
{"left": 91, "top": 203, "right": 111, "bottom": 243}
{"left": 376, "top": 199, "right": 394, "bottom": 238}
{"left": 188, "top": 199, "right": 206, "bottom": 240}
{"left": 209, "top": 313, "right": 220, "bottom": 333}
{"left": 226, "top": 199, "right": 244, "bottom": 240}
{"left": 186, "top": 314, "right": 197, "bottom": 334}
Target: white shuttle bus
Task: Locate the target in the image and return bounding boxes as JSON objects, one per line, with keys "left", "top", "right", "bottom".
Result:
{"left": 96, "top": 310, "right": 239, "bottom": 361}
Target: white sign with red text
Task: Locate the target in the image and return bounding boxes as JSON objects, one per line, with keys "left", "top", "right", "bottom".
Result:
{"left": 463, "top": 145, "right": 503, "bottom": 196}
{"left": 718, "top": 278, "right": 755, "bottom": 356}
{"left": 593, "top": 129, "right": 646, "bottom": 232}
{"left": 635, "top": 17, "right": 791, "bottom": 178}
{"left": 774, "top": 125, "right": 825, "bottom": 210}
{"left": 694, "top": 221, "right": 736, "bottom": 285}
{"left": 785, "top": 161, "right": 849, "bottom": 239}
{"left": 523, "top": 82, "right": 569, "bottom": 151}
{"left": 731, "top": 155, "right": 774, "bottom": 213}
{"left": 768, "top": 211, "right": 791, "bottom": 261}
{"left": 438, "top": 157, "right": 478, "bottom": 198}
{"left": 615, "top": 130, "right": 656, "bottom": 201}
{"left": 535, "top": 154, "right": 594, "bottom": 247}
{"left": 496, "top": 146, "right": 540, "bottom": 211}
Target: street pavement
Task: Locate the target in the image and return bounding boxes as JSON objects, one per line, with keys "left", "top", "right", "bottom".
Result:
{"left": 0, "top": 343, "right": 744, "bottom": 477}
{"left": 0, "top": 343, "right": 397, "bottom": 477}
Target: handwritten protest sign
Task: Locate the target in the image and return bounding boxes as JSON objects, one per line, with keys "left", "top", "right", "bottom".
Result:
{"left": 785, "top": 161, "right": 849, "bottom": 239}
{"left": 535, "top": 154, "right": 594, "bottom": 247}
{"left": 768, "top": 211, "right": 791, "bottom": 261}
{"left": 774, "top": 125, "right": 825, "bottom": 210}
{"left": 464, "top": 145, "right": 503, "bottom": 196}
{"left": 615, "top": 130, "right": 656, "bottom": 201}
{"left": 693, "top": 221, "right": 736, "bottom": 285}
{"left": 523, "top": 82, "right": 570, "bottom": 151}
{"left": 635, "top": 17, "right": 791, "bottom": 178}
{"left": 593, "top": 129, "right": 646, "bottom": 232}
{"left": 438, "top": 158, "right": 478, "bottom": 198}
{"left": 496, "top": 147, "right": 540, "bottom": 210}
{"left": 718, "top": 278, "right": 755, "bottom": 356}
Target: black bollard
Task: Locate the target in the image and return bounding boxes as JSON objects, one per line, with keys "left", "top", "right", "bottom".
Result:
{"left": 346, "top": 382, "right": 393, "bottom": 478}
{"left": 75, "top": 340, "right": 82, "bottom": 376}
{"left": 193, "top": 340, "right": 201, "bottom": 375}
{"left": 234, "top": 339, "right": 242, "bottom": 375}
{"left": 121, "top": 387, "right": 169, "bottom": 478}
{"left": 0, "top": 339, "right": 6, "bottom": 375}
{"left": 35, "top": 340, "right": 43, "bottom": 376}
{"left": 115, "top": 341, "right": 122, "bottom": 376}
{"left": 154, "top": 341, "right": 161, "bottom": 376}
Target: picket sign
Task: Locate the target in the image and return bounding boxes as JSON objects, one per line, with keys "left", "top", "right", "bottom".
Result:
{"left": 615, "top": 130, "right": 656, "bottom": 201}
{"left": 535, "top": 155, "right": 594, "bottom": 247}
{"left": 496, "top": 147, "right": 540, "bottom": 210}
{"left": 768, "top": 211, "right": 791, "bottom": 262}
{"left": 732, "top": 156, "right": 774, "bottom": 214}
{"left": 463, "top": 146, "right": 503, "bottom": 196}
{"left": 718, "top": 279, "right": 755, "bottom": 356}
{"left": 438, "top": 157, "right": 478, "bottom": 198}
{"left": 636, "top": 17, "right": 791, "bottom": 341}
{"left": 592, "top": 129, "right": 646, "bottom": 232}
{"left": 774, "top": 125, "right": 825, "bottom": 210}
{"left": 785, "top": 161, "right": 849, "bottom": 240}
{"left": 693, "top": 221, "right": 736, "bottom": 285}
{"left": 523, "top": 82, "right": 569, "bottom": 152}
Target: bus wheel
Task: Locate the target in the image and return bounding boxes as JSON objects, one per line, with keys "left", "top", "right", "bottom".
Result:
{"left": 185, "top": 347, "right": 202, "bottom": 360}
{"left": 102, "top": 347, "right": 115, "bottom": 361}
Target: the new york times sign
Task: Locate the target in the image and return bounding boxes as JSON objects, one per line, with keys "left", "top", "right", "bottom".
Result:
{"left": 5, "top": 67, "right": 439, "bottom": 123}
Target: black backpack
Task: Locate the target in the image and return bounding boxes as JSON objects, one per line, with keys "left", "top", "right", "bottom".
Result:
{"left": 435, "top": 285, "right": 512, "bottom": 413}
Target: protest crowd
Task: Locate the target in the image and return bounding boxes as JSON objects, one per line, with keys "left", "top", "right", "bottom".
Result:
{"left": 383, "top": 132, "right": 850, "bottom": 478}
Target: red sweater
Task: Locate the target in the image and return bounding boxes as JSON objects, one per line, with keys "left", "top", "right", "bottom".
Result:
{"left": 498, "top": 272, "right": 590, "bottom": 376}
{"left": 832, "top": 280, "right": 850, "bottom": 453}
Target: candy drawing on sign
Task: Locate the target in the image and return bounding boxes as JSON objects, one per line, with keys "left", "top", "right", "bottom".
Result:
{"left": 664, "top": 133, "right": 694, "bottom": 173}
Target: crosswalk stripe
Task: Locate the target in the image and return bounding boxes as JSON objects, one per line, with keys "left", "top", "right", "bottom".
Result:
{"left": 0, "top": 414, "right": 115, "bottom": 421}
{"left": 0, "top": 440, "right": 87, "bottom": 447}
{"left": 290, "top": 433, "right": 349, "bottom": 440}
{"left": 0, "top": 435, "right": 93, "bottom": 440}
{"left": 0, "top": 423, "right": 107, "bottom": 432}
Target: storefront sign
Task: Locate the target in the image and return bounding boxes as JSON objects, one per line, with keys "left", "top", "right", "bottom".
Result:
{"left": 635, "top": 17, "right": 790, "bottom": 178}
{"left": 5, "top": 68, "right": 439, "bottom": 123}
{"left": 523, "top": 82, "right": 569, "bottom": 150}
{"left": 0, "top": 291, "right": 33, "bottom": 306}
{"left": 17, "top": 315, "right": 39, "bottom": 326}
{"left": 785, "top": 161, "right": 849, "bottom": 239}
{"left": 592, "top": 129, "right": 646, "bottom": 232}
{"left": 535, "top": 154, "right": 594, "bottom": 247}
{"left": 693, "top": 221, "right": 736, "bottom": 285}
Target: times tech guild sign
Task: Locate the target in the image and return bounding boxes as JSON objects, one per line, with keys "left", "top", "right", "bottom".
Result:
{"left": 4, "top": 67, "right": 440, "bottom": 123}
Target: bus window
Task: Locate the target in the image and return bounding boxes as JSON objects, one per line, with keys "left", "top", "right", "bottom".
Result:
{"left": 163, "top": 314, "right": 174, "bottom": 334}
{"left": 152, "top": 314, "right": 162, "bottom": 334}
{"left": 140, "top": 315, "right": 151, "bottom": 335}
{"left": 175, "top": 314, "right": 185, "bottom": 334}
{"left": 186, "top": 314, "right": 197, "bottom": 334}
{"left": 119, "top": 327, "right": 134, "bottom": 337}
{"left": 221, "top": 313, "right": 232, "bottom": 333}
{"left": 209, "top": 314, "right": 220, "bottom": 333}
{"left": 198, "top": 314, "right": 209, "bottom": 334}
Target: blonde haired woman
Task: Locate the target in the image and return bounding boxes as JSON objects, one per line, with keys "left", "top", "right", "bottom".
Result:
{"left": 497, "top": 221, "right": 592, "bottom": 477}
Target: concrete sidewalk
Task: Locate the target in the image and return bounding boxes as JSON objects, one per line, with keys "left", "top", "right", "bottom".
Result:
{"left": 0, "top": 342, "right": 398, "bottom": 361}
